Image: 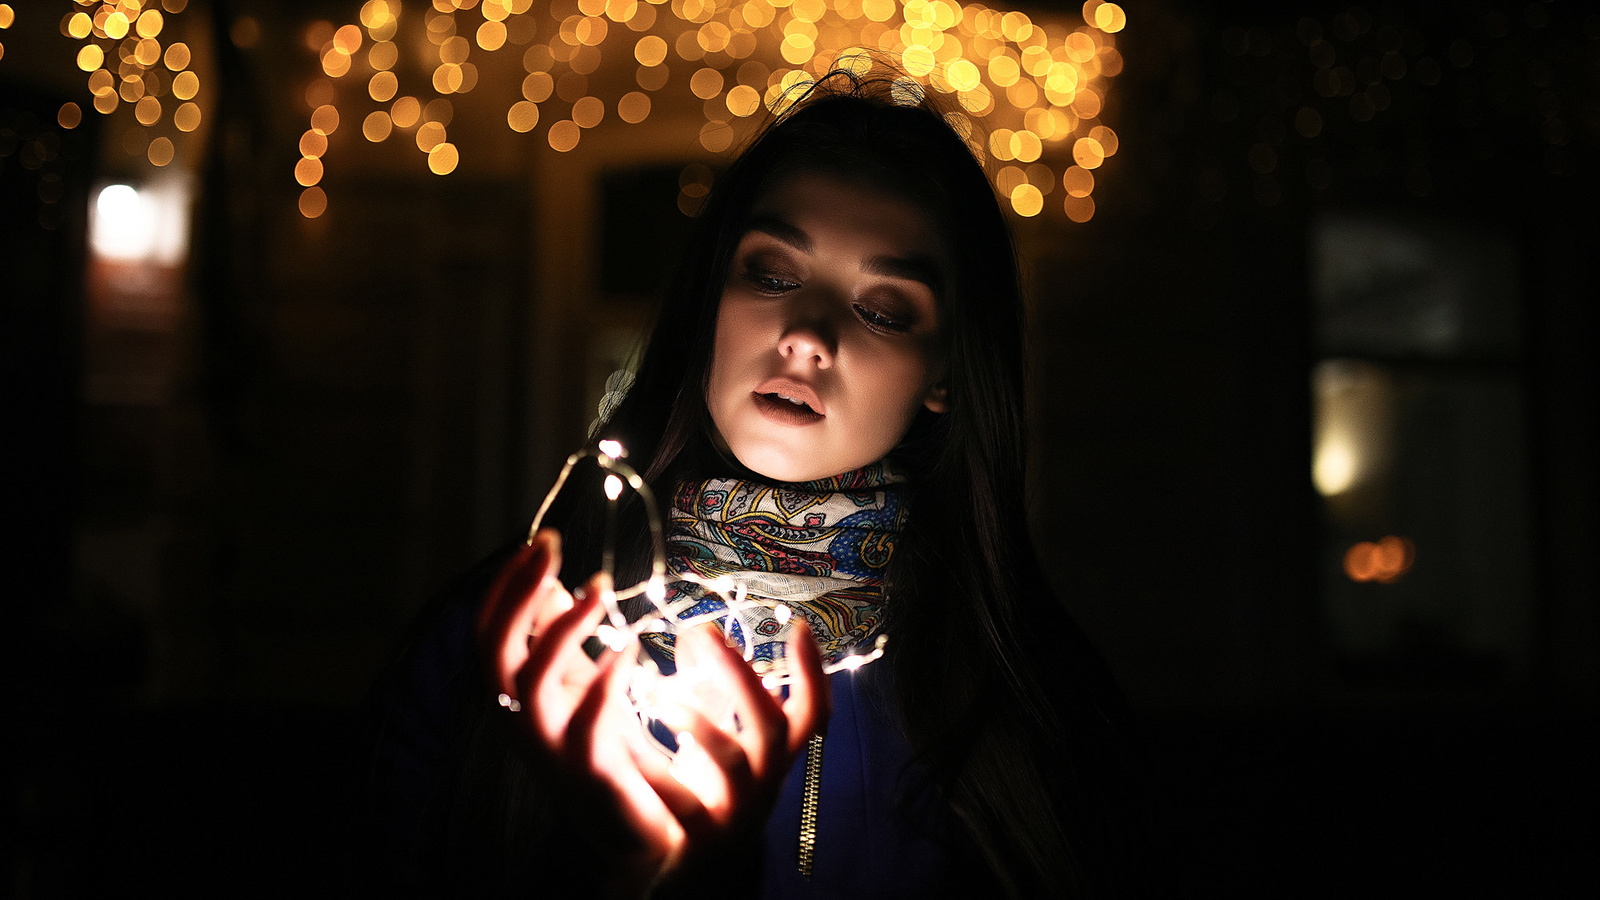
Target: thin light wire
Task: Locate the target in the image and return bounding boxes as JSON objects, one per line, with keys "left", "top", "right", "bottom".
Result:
{"left": 526, "top": 441, "right": 888, "bottom": 755}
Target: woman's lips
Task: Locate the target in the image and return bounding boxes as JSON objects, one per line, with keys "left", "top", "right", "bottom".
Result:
{"left": 751, "top": 376, "right": 824, "bottom": 425}
{"left": 752, "top": 391, "right": 824, "bottom": 425}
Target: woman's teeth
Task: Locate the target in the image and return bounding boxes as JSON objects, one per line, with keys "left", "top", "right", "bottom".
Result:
{"left": 767, "top": 392, "right": 813, "bottom": 412}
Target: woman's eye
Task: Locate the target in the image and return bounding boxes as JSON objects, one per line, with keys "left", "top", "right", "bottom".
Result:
{"left": 744, "top": 271, "right": 798, "bottom": 294}
{"left": 854, "top": 304, "right": 910, "bottom": 333}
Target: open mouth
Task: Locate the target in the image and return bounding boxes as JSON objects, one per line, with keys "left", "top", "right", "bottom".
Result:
{"left": 767, "top": 392, "right": 814, "bottom": 413}
{"left": 754, "top": 391, "right": 823, "bottom": 423}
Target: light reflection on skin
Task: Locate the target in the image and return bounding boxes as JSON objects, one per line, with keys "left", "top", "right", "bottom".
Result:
{"left": 705, "top": 171, "right": 950, "bottom": 484}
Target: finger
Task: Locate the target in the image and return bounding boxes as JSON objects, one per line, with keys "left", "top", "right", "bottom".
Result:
{"left": 476, "top": 529, "right": 561, "bottom": 642}
{"left": 519, "top": 587, "right": 608, "bottom": 746}
{"left": 565, "top": 643, "right": 686, "bottom": 861}
{"left": 650, "top": 705, "right": 753, "bottom": 826}
{"left": 634, "top": 743, "right": 718, "bottom": 842}
{"left": 527, "top": 580, "right": 578, "bottom": 642}
{"left": 681, "top": 624, "right": 788, "bottom": 782}
{"left": 478, "top": 530, "right": 566, "bottom": 696}
{"left": 783, "top": 617, "right": 832, "bottom": 758}
{"left": 562, "top": 639, "right": 631, "bottom": 770}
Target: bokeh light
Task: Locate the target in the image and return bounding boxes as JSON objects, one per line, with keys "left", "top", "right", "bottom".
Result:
{"left": 299, "top": 186, "right": 328, "bottom": 218}
{"left": 428, "top": 142, "right": 459, "bottom": 175}
{"left": 54, "top": 1, "right": 210, "bottom": 172}
{"left": 286, "top": 0, "right": 1126, "bottom": 219}
{"left": 134, "top": 96, "right": 162, "bottom": 126}
{"left": 1344, "top": 536, "right": 1416, "bottom": 584}
{"left": 1011, "top": 182, "right": 1043, "bottom": 217}
{"left": 508, "top": 101, "right": 541, "bottom": 133}
{"left": 311, "top": 104, "right": 340, "bottom": 136}
{"left": 363, "top": 110, "right": 393, "bottom": 141}
{"left": 147, "top": 136, "right": 174, "bottom": 166}
{"left": 573, "top": 96, "right": 605, "bottom": 128}
{"left": 548, "top": 119, "right": 581, "bottom": 152}
{"left": 1062, "top": 192, "right": 1095, "bottom": 222}
{"left": 391, "top": 96, "right": 422, "bottom": 128}
{"left": 415, "top": 121, "right": 446, "bottom": 152}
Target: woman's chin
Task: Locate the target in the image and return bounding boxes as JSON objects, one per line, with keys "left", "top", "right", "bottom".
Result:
{"left": 737, "top": 458, "right": 822, "bottom": 484}
{"left": 726, "top": 445, "right": 854, "bottom": 485}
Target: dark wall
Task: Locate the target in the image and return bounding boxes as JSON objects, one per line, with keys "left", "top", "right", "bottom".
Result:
{"left": 1019, "top": 1, "right": 1597, "bottom": 892}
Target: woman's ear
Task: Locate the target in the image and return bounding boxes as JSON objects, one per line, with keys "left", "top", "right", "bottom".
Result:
{"left": 922, "top": 383, "right": 949, "bottom": 414}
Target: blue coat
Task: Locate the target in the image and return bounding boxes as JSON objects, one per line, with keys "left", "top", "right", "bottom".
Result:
{"left": 761, "top": 667, "right": 973, "bottom": 898}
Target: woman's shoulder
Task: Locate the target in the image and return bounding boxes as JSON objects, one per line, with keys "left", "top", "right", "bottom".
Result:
{"left": 346, "top": 543, "right": 520, "bottom": 892}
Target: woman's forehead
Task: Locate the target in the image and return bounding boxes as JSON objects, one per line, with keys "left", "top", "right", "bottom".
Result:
{"left": 743, "top": 170, "right": 948, "bottom": 262}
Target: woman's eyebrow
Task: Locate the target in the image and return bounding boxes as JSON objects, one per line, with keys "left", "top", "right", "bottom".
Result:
{"left": 744, "top": 214, "right": 941, "bottom": 293}
{"left": 745, "top": 215, "right": 811, "bottom": 252}
{"left": 864, "top": 255, "right": 942, "bottom": 293}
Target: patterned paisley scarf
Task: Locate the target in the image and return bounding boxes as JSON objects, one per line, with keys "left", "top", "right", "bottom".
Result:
{"left": 644, "top": 460, "right": 906, "bottom": 674}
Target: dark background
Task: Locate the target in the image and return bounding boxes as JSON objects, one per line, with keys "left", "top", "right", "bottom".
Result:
{"left": 4, "top": 1, "right": 1596, "bottom": 896}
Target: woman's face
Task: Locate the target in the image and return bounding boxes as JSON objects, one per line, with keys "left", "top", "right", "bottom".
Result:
{"left": 706, "top": 170, "right": 949, "bottom": 483}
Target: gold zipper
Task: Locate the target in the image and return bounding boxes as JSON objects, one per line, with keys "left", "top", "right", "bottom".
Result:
{"left": 797, "top": 733, "right": 825, "bottom": 878}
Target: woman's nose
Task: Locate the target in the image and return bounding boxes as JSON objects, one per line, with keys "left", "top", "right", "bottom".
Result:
{"left": 778, "top": 314, "right": 835, "bottom": 370}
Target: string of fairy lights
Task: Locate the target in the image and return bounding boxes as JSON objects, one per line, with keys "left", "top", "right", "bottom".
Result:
{"left": 515, "top": 441, "right": 888, "bottom": 760}
{"left": 295, "top": 0, "right": 1128, "bottom": 221}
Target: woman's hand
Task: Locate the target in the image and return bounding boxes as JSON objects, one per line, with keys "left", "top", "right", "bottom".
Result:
{"left": 477, "top": 529, "right": 830, "bottom": 896}
{"left": 634, "top": 614, "right": 831, "bottom": 891}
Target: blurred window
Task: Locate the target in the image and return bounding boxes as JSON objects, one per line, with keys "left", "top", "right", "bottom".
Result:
{"left": 1311, "top": 212, "right": 1534, "bottom": 692}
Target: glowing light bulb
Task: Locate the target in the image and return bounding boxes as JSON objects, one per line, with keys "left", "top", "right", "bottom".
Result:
{"left": 596, "top": 623, "right": 629, "bottom": 651}
{"left": 527, "top": 438, "right": 893, "bottom": 757}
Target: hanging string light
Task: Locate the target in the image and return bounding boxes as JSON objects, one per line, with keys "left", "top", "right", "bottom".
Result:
{"left": 52, "top": 0, "right": 204, "bottom": 168}
{"left": 517, "top": 441, "right": 887, "bottom": 759}
{"left": 300, "top": 0, "right": 1126, "bottom": 220}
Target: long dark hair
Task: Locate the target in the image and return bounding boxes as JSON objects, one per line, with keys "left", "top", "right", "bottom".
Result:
{"left": 437, "top": 72, "right": 1147, "bottom": 897}
{"left": 541, "top": 73, "right": 1146, "bottom": 896}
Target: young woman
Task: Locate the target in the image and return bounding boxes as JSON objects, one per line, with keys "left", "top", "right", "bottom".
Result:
{"left": 360, "top": 73, "right": 1147, "bottom": 898}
